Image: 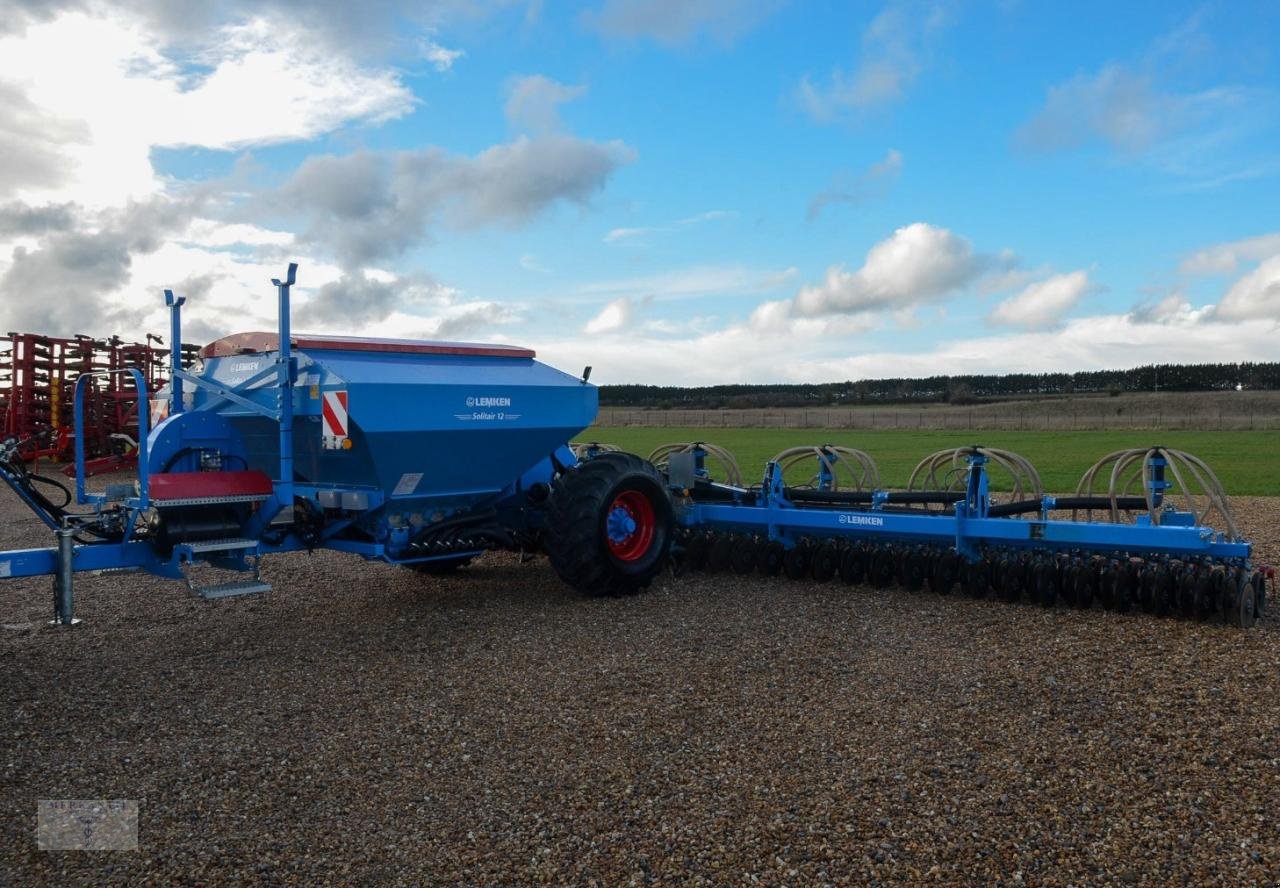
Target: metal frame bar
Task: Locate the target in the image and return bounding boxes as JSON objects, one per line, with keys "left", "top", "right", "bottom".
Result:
{"left": 682, "top": 454, "right": 1251, "bottom": 565}
{"left": 164, "top": 289, "right": 185, "bottom": 415}
{"left": 193, "top": 363, "right": 281, "bottom": 415}
{"left": 74, "top": 368, "right": 149, "bottom": 508}
{"left": 171, "top": 368, "right": 280, "bottom": 419}
{"left": 273, "top": 263, "right": 297, "bottom": 512}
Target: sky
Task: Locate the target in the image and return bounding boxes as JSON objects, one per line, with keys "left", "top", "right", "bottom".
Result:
{"left": 1, "top": 0, "right": 1278, "bottom": 385}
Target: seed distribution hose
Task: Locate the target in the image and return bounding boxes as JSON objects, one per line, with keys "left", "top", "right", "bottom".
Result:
{"left": 1075, "top": 446, "right": 1240, "bottom": 539}
{"left": 648, "top": 442, "right": 745, "bottom": 488}
{"left": 771, "top": 444, "right": 880, "bottom": 492}
{"left": 906, "top": 446, "right": 1044, "bottom": 513}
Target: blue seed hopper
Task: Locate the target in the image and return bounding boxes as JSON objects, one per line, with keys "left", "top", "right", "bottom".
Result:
{"left": 190, "top": 331, "right": 595, "bottom": 521}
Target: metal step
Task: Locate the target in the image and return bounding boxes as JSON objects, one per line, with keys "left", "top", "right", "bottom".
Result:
{"left": 183, "top": 538, "right": 259, "bottom": 554}
{"left": 193, "top": 580, "right": 272, "bottom": 599}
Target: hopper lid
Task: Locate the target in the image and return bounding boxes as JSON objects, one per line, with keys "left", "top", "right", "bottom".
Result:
{"left": 200, "top": 332, "right": 535, "bottom": 360}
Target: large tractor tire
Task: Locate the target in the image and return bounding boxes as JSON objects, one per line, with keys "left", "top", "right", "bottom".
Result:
{"left": 545, "top": 452, "right": 673, "bottom": 597}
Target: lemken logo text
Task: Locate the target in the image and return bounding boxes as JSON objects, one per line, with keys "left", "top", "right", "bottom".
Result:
{"left": 465, "top": 395, "right": 512, "bottom": 408}
{"left": 838, "top": 514, "right": 884, "bottom": 527}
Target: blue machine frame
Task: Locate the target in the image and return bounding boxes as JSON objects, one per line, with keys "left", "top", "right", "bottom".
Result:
{"left": 672, "top": 447, "right": 1250, "bottom": 563}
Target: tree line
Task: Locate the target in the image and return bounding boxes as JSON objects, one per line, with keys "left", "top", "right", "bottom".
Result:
{"left": 600, "top": 362, "right": 1280, "bottom": 409}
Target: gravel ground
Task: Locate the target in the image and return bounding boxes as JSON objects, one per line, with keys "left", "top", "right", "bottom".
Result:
{"left": 2, "top": 479, "right": 1279, "bottom": 885}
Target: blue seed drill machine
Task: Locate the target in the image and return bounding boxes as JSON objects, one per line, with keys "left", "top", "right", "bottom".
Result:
{"left": 0, "top": 265, "right": 1269, "bottom": 627}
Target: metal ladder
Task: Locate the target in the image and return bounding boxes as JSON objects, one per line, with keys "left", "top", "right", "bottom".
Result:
{"left": 176, "top": 538, "right": 272, "bottom": 599}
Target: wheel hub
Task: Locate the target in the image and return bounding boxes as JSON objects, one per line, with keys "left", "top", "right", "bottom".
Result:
{"left": 605, "top": 489, "right": 656, "bottom": 562}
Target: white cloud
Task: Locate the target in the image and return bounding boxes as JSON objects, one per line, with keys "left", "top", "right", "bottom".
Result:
{"left": 180, "top": 220, "right": 295, "bottom": 248}
{"left": 1179, "top": 232, "right": 1280, "bottom": 276}
{"left": 1017, "top": 65, "right": 1241, "bottom": 155}
{"left": 276, "top": 135, "right": 636, "bottom": 267}
{"left": 542, "top": 300, "right": 877, "bottom": 385}
{"left": 604, "top": 226, "right": 654, "bottom": 243}
{"left": 576, "top": 264, "right": 796, "bottom": 302}
{"left": 1216, "top": 255, "right": 1280, "bottom": 321}
{"left": 1014, "top": 13, "right": 1273, "bottom": 186}
{"left": 797, "top": 2, "right": 949, "bottom": 121}
{"left": 603, "top": 208, "right": 734, "bottom": 244}
{"left": 676, "top": 209, "right": 734, "bottom": 225}
{"left": 553, "top": 226, "right": 1277, "bottom": 384}
{"left": 504, "top": 74, "right": 588, "bottom": 135}
{"left": 0, "top": 12, "right": 415, "bottom": 207}
{"left": 160, "top": 19, "right": 415, "bottom": 148}
{"left": 807, "top": 148, "right": 903, "bottom": 220}
{"left": 544, "top": 300, "right": 1277, "bottom": 386}
{"left": 583, "top": 297, "right": 634, "bottom": 334}
{"left": 420, "top": 35, "right": 464, "bottom": 71}
{"left": 801, "top": 309, "right": 1272, "bottom": 382}
{"left": 1174, "top": 231, "right": 1280, "bottom": 323}
{"left": 988, "top": 269, "right": 1092, "bottom": 329}
{"left": 520, "top": 253, "right": 551, "bottom": 273}
{"left": 121, "top": 249, "right": 519, "bottom": 346}
{"left": 1127, "top": 293, "right": 1202, "bottom": 325}
{"left": 792, "top": 222, "right": 980, "bottom": 316}
{"left": 0, "top": 7, "right": 643, "bottom": 348}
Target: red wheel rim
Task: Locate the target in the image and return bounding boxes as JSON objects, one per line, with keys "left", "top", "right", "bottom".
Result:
{"left": 605, "top": 489, "right": 656, "bottom": 562}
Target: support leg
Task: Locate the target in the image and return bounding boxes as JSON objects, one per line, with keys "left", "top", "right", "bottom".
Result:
{"left": 49, "top": 525, "right": 80, "bottom": 627}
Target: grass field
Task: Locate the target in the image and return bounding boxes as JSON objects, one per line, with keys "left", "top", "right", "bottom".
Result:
{"left": 578, "top": 427, "right": 1278, "bottom": 495}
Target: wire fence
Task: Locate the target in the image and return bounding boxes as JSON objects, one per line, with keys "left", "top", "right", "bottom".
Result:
{"left": 597, "top": 402, "right": 1280, "bottom": 431}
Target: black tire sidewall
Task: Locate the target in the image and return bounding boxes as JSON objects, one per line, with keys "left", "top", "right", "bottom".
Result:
{"left": 593, "top": 473, "right": 673, "bottom": 578}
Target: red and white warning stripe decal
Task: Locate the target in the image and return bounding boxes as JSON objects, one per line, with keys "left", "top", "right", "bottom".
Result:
{"left": 322, "top": 390, "right": 348, "bottom": 448}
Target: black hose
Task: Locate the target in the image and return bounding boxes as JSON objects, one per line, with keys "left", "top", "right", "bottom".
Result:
{"left": 687, "top": 481, "right": 757, "bottom": 504}
{"left": 785, "top": 488, "right": 873, "bottom": 505}
{"left": 885, "top": 492, "right": 965, "bottom": 506}
{"left": 27, "top": 473, "right": 72, "bottom": 509}
{"left": 985, "top": 495, "right": 1150, "bottom": 517}
{"left": 985, "top": 499, "right": 1043, "bottom": 517}
{"left": 0, "top": 457, "right": 122, "bottom": 540}
{"left": 785, "top": 488, "right": 963, "bottom": 507}
{"left": 1054, "top": 495, "right": 1150, "bottom": 512}
{"left": 0, "top": 457, "right": 68, "bottom": 519}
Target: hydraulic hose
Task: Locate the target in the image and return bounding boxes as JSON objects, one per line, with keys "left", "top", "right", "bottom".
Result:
{"left": 0, "top": 455, "right": 122, "bottom": 540}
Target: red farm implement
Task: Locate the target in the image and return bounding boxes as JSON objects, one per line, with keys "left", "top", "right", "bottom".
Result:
{"left": 0, "top": 331, "right": 198, "bottom": 475}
